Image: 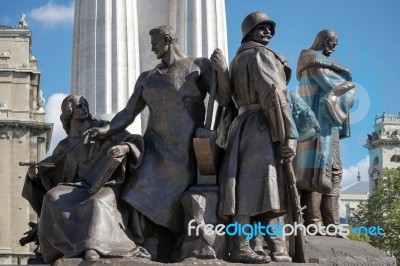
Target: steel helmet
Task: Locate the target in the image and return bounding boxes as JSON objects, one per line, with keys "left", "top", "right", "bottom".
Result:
{"left": 241, "top": 11, "right": 276, "bottom": 43}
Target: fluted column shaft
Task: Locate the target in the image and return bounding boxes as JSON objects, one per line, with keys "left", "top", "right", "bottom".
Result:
{"left": 71, "top": 0, "right": 141, "bottom": 132}
{"left": 170, "top": 0, "right": 228, "bottom": 60}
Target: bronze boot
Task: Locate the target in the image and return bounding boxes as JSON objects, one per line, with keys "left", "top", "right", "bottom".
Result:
{"left": 230, "top": 216, "right": 271, "bottom": 265}
{"left": 264, "top": 218, "right": 292, "bottom": 263}
{"left": 230, "top": 243, "right": 271, "bottom": 264}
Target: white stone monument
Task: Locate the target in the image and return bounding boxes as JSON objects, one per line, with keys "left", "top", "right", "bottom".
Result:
{"left": 71, "top": 0, "right": 228, "bottom": 133}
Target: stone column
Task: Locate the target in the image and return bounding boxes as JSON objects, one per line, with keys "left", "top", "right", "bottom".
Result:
{"left": 170, "top": 0, "right": 228, "bottom": 60}
{"left": 71, "top": 0, "right": 141, "bottom": 133}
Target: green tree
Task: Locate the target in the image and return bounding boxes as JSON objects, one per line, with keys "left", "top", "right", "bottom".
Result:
{"left": 351, "top": 168, "right": 400, "bottom": 261}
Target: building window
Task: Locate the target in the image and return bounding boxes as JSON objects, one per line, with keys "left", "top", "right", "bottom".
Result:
{"left": 374, "top": 157, "right": 380, "bottom": 165}
{"left": 390, "top": 155, "right": 400, "bottom": 163}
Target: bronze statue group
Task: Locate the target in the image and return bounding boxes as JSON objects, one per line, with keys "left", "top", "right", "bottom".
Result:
{"left": 22, "top": 11, "right": 355, "bottom": 264}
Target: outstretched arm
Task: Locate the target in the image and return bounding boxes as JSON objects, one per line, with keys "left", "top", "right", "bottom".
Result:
{"left": 83, "top": 73, "right": 147, "bottom": 140}
{"left": 107, "top": 75, "right": 146, "bottom": 136}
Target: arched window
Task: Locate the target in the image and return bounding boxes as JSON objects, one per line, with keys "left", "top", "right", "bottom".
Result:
{"left": 390, "top": 155, "right": 400, "bottom": 163}
{"left": 373, "top": 157, "right": 380, "bottom": 165}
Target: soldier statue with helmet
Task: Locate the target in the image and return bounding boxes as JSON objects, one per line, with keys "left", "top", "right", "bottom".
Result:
{"left": 218, "top": 11, "right": 298, "bottom": 263}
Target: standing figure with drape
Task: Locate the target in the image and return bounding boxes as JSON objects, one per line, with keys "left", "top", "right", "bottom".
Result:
{"left": 295, "top": 30, "right": 355, "bottom": 233}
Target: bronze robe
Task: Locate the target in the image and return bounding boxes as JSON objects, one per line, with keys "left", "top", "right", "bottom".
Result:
{"left": 121, "top": 58, "right": 211, "bottom": 234}
{"left": 295, "top": 49, "right": 355, "bottom": 194}
{"left": 22, "top": 120, "right": 144, "bottom": 263}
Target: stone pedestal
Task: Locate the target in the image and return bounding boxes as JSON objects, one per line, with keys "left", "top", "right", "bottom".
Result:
{"left": 53, "top": 257, "right": 300, "bottom": 265}
{"left": 53, "top": 236, "right": 396, "bottom": 265}
{"left": 54, "top": 257, "right": 154, "bottom": 266}
{"left": 179, "top": 186, "right": 227, "bottom": 261}
{"left": 306, "top": 235, "right": 396, "bottom": 265}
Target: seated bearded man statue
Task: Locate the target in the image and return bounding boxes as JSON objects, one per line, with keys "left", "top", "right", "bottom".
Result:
{"left": 22, "top": 95, "right": 150, "bottom": 263}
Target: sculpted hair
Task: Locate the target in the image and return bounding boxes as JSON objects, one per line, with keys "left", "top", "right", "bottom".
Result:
{"left": 149, "top": 25, "right": 178, "bottom": 43}
{"left": 60, "top": 95, "right": 96, "bottom": 134}
{"left": 310, "top": 29, "right": 337, "bottom": 50}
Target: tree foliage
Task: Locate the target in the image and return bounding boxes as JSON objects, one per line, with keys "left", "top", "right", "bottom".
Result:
{"left": 351, "top": 168, "right": 400, "bottom": 261}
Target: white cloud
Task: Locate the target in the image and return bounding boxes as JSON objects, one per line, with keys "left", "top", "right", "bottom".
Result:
{"left": 28, "top": 1, "right": 74, "bottom": 28}
{"left": 342, "top": 156, "right": 370, "bottom": 188}
{"left": 45, "top": 93, "right": 68, "bottom": 155}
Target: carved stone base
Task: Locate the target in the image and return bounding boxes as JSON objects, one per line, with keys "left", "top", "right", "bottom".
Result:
{"left": 53, "top": 257, "right": 309, "bottom": 265}
{"left": 179, "top": 186, "right": 227, "bottom": 261}
{"left": 54, "top": 257, "right": 155, "bottom": 266}
{"left": 306, "top": 235, "right": 396, "bottom": 265}
{"left": 52, "top": 236, "right": 395, "bottom": 266}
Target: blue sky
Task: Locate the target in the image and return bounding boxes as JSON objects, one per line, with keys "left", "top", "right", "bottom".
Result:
{"left": 1, "top": 0, "right": 399, "bottom": 186}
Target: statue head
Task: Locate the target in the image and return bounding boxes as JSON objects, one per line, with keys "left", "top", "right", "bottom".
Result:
{"left": 241, "top": 11, "right": 275, "bottom": 44}
{"left": 310, "top": 29, "right": 338, "bottom": 57}
{"left": 60, "top": 95, "right": 96, "bottom": 134}
{"left": 149, "top": 25, "right": 178, "bottom": 59}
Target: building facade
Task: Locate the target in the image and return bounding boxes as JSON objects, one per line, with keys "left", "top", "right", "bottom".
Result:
{"left": 71, "top": 0, "right": 228, "bottom": 133}
{"left": 339, "top": 172, "right": 369, "bottom": 224}
{"left": 338, "top": 112, "right": 400, "bottom": 225}
{"left": 364, "top": 113, "right": 400, "bottom": 192}
{"left": 0, "top": 24, "right": 52, "bottom": 264}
